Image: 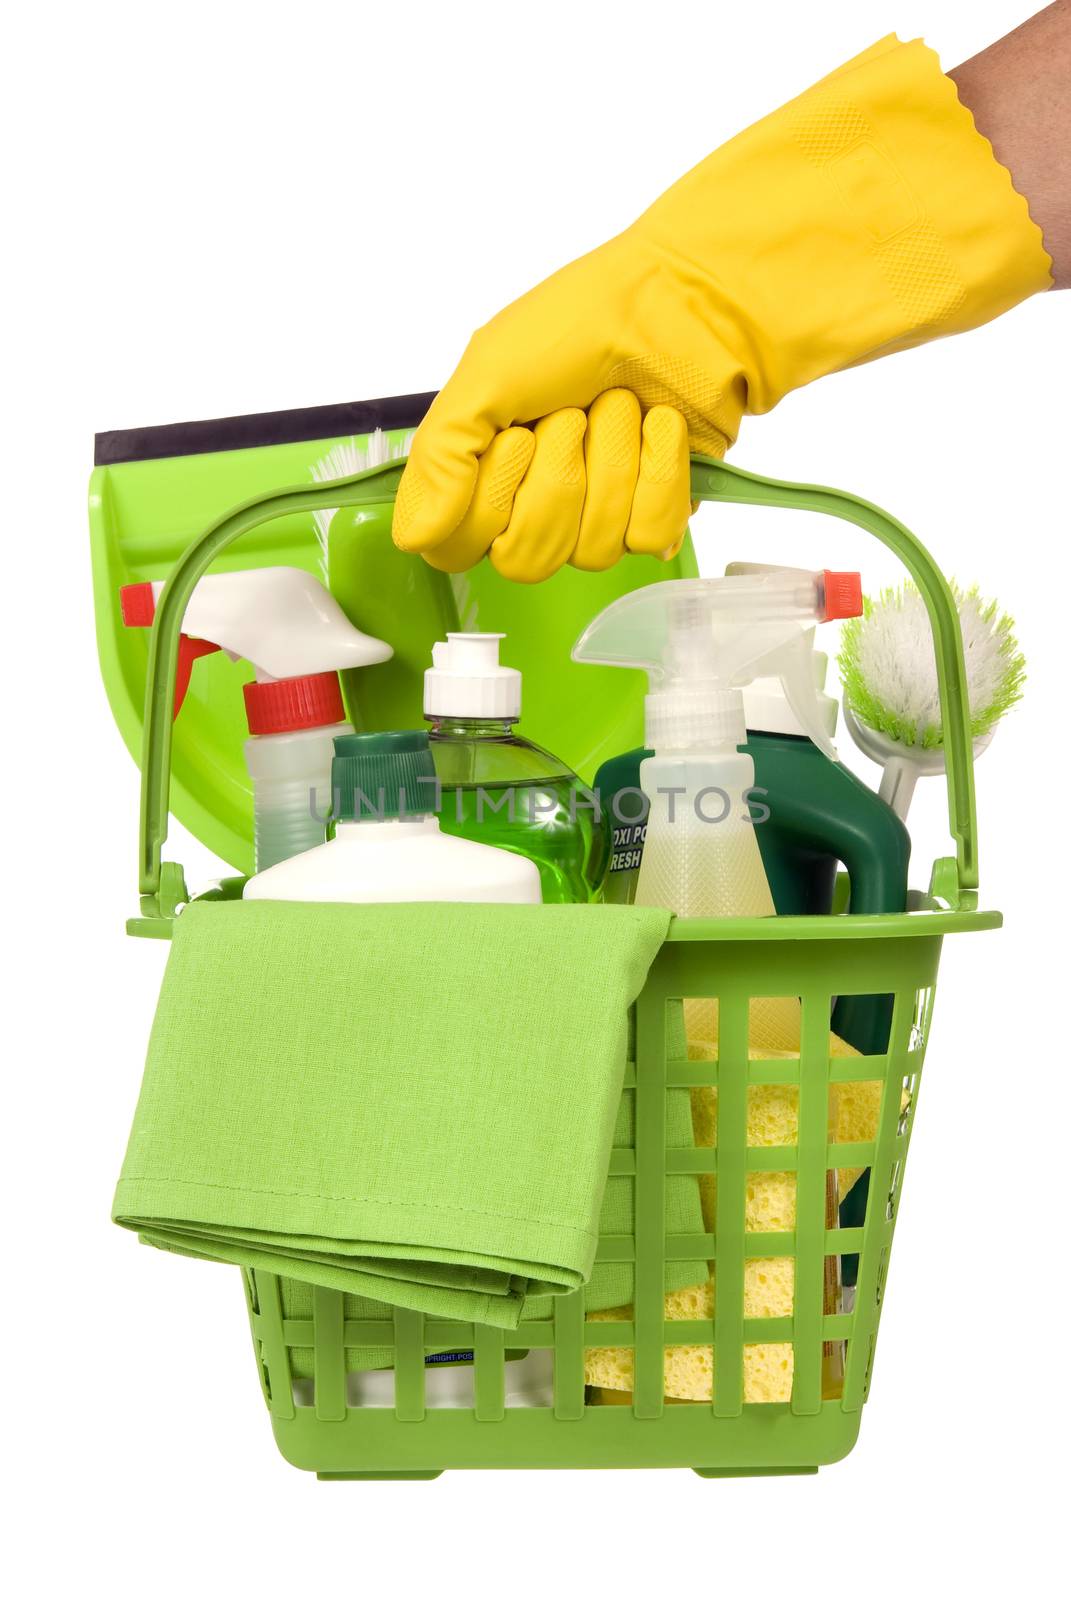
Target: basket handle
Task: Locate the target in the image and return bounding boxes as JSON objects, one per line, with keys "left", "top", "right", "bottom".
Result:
{"left": 689, "top": 458, "right": 977, "bottom": 901}
{"left": 132, "top": 454, "right": 976, "bottom": 928}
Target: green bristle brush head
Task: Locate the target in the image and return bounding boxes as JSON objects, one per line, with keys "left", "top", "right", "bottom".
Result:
{"left": 838, "top": 581, "right": 1025, "bottom": 751}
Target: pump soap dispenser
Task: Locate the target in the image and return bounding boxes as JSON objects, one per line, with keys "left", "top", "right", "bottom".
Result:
{"left": 425, "top": 632, "right": 607, "bottom": 903}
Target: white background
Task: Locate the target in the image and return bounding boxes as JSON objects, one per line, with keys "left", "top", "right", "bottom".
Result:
{"left": 4, "top": 1, "right": 1066, "bottom": 1593}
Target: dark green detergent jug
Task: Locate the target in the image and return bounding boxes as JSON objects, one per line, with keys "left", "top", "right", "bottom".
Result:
{"left": 596, "top": 731, "right": 910, "bottom": 940}
{"left": 595, "top": 724, "right": 910, "bottom": 1280}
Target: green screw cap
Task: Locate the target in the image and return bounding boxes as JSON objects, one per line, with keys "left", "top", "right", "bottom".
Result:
{"left": 331, "top": 730, "right": 438, "bottom": 822}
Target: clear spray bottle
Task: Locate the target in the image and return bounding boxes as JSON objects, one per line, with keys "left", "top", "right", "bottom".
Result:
{"left": 575, "top": 570, "right": 862, "bottom": 1391}
{"left": 573, "top": 570, "right": 857, "bottom": 1048}
{"left": 574, "top": 572, "right": 852, "bottom": 909}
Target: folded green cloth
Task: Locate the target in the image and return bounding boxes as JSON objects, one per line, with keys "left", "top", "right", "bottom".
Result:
{"left": 114, "top": 899, "right": 670, "bottom": 1329}
{"left": 279, "top": 998, "right": 709, "bottom": 1377}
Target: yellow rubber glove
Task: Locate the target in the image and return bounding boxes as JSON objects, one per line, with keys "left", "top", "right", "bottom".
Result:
{"left": 395, "top": 35, "right": 1051, "bottom": 582}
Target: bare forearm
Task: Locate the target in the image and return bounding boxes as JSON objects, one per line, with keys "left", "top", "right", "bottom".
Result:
{"left": 950, "top": 1, "right": 1070, "bottom": 287}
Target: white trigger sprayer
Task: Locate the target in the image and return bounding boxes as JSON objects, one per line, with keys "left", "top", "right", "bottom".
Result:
{"left": 571, "top": 569, "right": 861, "bottom": 922}
{"left": 121, "top": 568, "right": 392, "bottom": 870}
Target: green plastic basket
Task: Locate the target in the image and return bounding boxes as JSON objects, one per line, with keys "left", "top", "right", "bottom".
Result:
{"left": 128, "top": 456, "right": 1000, "bottom": 1478}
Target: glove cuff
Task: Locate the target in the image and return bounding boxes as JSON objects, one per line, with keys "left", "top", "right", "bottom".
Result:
{"left": 635, "top": 35, "right": 1053, "bottom": 415}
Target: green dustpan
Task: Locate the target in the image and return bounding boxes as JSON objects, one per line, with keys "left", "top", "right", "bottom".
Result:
{"left": 90, "top": 395, "right": 699, "bottom": 875}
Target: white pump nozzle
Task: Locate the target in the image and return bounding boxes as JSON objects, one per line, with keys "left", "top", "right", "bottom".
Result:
{"left": 424, "top": 632, "right": 521, "bottom": 719}
{"left": 571, "top": 575, "right": 856, "bottom": 759}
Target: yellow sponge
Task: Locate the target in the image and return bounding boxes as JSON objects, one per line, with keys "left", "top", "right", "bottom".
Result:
{"left": 583, "top": 1035, "right": 883, "bottom": 1404}
{"left": 586, "top": 1270, "right": 796, "bottom": 1403}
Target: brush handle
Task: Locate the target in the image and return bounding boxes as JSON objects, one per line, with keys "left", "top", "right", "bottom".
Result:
{"left": 877, "top": 758, "right": 919, "bottom": 821}
{"left": 134, "top": 455, "right": 978, "bottom": 922}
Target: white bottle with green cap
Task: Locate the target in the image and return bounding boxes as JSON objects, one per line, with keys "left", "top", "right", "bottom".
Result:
{"left": 244, "top": 730, "right": 542, "bottom": 904}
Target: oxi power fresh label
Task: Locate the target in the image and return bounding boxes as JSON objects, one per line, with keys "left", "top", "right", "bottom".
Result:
{"left": 605, "top": 813, "right": 647, "bottom": 903}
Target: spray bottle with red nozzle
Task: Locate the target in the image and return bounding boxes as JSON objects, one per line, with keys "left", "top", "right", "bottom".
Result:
{"left": 121, "top": 568, "right": 392, "bottom": 870}
{"left": 571, "top": 567, "right": 868, "bottom": 921}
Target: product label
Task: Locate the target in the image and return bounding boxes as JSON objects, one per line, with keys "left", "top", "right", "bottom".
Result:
{"left": 609, "top": 820, "right": 647, "bottom": 875}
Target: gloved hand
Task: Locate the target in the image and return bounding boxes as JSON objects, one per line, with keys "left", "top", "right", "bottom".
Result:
{"left": 394, "top": 35, "right": 1049, "bottom": 583}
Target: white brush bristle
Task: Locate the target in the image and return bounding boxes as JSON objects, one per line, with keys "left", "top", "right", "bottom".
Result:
{"left": 309, "top": 428, "right": 415, "bottom": 582}
{"left": 854, "top": 589, "right": 942, "bottom": 738}
{"left": 843, "top": 584, "right": 1024, "bottom": 747}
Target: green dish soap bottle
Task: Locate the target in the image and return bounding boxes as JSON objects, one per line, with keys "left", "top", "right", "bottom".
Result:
{"left": 426, "top": 633, "right": 607, "bottom": 903}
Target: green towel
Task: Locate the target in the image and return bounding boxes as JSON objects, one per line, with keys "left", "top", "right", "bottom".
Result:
{"left": 114, "top": 899, "right": 670, "bottom": 1329}
{"left": 279, "top": 999, "right": 710, "bottom": 1377}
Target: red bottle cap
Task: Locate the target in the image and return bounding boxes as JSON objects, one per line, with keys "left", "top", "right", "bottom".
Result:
{"left": 120, "top": 581, "right": 156, "bottom": 627}
{"left": 243, "top": 672, "right": 345, "bottom": 736}
{"left": 822, "top": 571, "right": 863, "bottom": 621}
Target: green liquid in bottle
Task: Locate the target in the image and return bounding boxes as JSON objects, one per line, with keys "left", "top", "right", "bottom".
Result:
{"left": 429, "top": 719, "right": 607, "bottom": 904}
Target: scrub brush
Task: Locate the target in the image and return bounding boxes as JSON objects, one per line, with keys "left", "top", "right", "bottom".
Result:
{"left": 310, "top": 426, "right": 414, "bottom": 583}
{"left": 838, "top": 580, "right": 1025, "bottom": 819}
